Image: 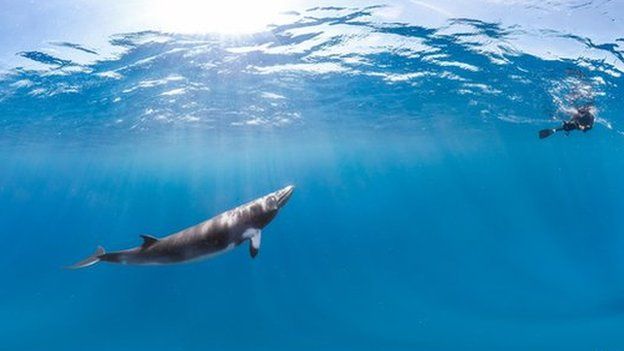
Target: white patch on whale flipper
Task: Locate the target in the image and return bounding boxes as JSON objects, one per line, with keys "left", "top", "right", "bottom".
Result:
{"left": 243, "top": 228, "right": 261, "bottom": 258}
{"left": 242, "top": 228, "right": 260, "bottom": 239}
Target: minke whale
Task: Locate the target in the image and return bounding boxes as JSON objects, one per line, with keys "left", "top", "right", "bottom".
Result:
{"left": 69, "top": 185, "right": 294, "bottom": 269}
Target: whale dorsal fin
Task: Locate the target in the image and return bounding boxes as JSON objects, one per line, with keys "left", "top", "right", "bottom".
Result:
{"left": 140, "top": 234, "right": 159, "bottom": 249}
{"left": 249, "top": 231, "right": 261, "bottom": 258}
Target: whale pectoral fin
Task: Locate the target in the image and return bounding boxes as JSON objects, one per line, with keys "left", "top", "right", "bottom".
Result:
{"left": 140, "top": 234, "right": 159, "bottom": 249}
{"left": 249, "top": 231, "right": 261, "bottom": 258}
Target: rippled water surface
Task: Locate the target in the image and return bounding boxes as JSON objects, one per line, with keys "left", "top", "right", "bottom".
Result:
{"left": 1, "top": 1, "right": 624, "bottom": 350}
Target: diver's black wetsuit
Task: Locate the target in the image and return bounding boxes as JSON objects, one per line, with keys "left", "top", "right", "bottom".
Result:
{"left": 539, "top": 106, "right": 595, "bottom": 139}
{"left": 561, "top": 107, "right": 594, "bottom": 132}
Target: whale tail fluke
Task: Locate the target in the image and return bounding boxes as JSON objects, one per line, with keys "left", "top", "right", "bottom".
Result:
{"left": 67, "top": 246, "right": 105, "bottom": 269}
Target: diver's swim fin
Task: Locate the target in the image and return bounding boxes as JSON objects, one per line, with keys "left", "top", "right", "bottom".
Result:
{"left": 539, "top": 128, "right": 556, "bottom": 139}
{"left": 67, "top": 246, "right": 105, "bottom": 269}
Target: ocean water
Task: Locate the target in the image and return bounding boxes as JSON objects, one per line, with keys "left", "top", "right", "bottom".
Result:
{"left": 1, "top": 2, "right": 624, "bottom": 350}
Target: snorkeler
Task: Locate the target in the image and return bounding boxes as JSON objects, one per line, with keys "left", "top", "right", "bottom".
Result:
{"left": 538, "top": 105, "right": 595, "bottom": 139}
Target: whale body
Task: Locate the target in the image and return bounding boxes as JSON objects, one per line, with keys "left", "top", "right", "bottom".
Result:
{"left": 69, "top": 185, "right": 294, "bottom": 268}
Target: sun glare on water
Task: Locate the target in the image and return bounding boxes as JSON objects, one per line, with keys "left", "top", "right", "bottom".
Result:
{"left": 147, "top": 0, "right": 290, "bottom": 34}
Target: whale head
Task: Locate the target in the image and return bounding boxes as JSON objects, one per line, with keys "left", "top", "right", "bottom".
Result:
{"left": 238, "top": 185, "right": 295, "bottom": 230}
{"left": 261, "top": 185, "right": 295, "bottom": 211}
{"left": 272, "top": 185, "right": 295, "bottom": 209}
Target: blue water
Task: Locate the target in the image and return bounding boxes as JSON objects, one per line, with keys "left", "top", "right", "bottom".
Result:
{"left": 2, "top": 3, "right": 624, "bottom": 350}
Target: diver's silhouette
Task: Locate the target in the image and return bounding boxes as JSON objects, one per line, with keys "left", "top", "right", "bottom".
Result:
{"left": 539, "top": 105, "right": 595, "bottom": 139}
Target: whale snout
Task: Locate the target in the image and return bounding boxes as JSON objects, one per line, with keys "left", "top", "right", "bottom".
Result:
{"left": 275, "top": 185, "right": 295, "bottom": 208}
